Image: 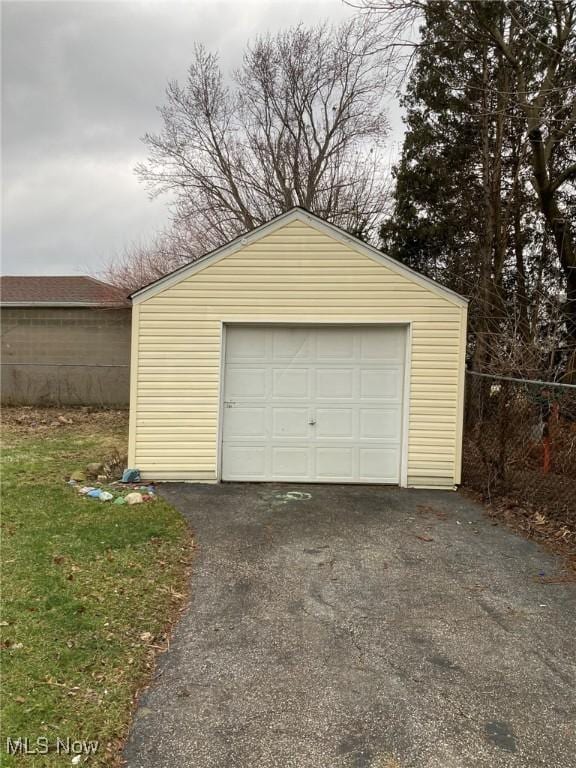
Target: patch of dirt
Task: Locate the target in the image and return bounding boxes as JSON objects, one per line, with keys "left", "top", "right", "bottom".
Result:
{"left": 1, "top": 405, "right": 129, "bottom": 436}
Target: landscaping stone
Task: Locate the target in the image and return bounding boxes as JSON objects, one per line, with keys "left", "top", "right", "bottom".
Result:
{"left": 125, "top": 492, "right": 144, "bottom": 505}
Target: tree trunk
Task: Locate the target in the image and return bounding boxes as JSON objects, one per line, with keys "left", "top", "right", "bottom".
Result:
{"left": 512, "top": 189, "right": 531, "bottom": 346}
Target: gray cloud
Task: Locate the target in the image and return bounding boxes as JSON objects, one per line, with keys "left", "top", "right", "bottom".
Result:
{"left": 2, "top": 0, "right": 402, "bottom": 276}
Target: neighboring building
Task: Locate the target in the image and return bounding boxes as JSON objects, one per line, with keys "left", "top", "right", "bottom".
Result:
{"left": 128, "top": 208, "right": 468, "bottom": 489}
{"left": 1, "top": 276, "right": 130, "bottom": 406}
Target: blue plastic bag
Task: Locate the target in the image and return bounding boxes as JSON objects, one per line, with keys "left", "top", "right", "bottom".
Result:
{"left": 121, "top": 468, "right": 141, "bottom": 483}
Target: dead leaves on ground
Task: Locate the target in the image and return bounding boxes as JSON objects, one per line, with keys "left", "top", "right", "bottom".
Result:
{"left": 460, "top": 487, "right": 576, "bottom": 571}
{"left": 2, "top": 406, "right": 128, "bottom": 436}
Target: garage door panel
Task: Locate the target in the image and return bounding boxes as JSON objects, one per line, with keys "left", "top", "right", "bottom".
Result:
{"left": 271, "top": 446, "right": 309, "bottom": 477}
{"left": 360, "top": 368, "right": 402, "bottom": 400}
{"left": 272, "top": 408, "right": 309, "bottom": 438}
{"left": 225, "top": 368, "right": 267, "bottom": 398}
{"left": 360, "top": 327, "right": 404, "bottom": 361}
{"left": 272, "top": 328, "right": 311, "bottom": 360}
{"left": 223, "top": 407, "right": 267, "bottom": 439}
{"left": 316, "top": 447, "right": 354, "bottom": 479}
{"left": 222, "top": 325, "right": 405, "bottom": 483}
{"left": 315, "top": 408, "right": 354, "bottom": 438}
{"left": 359, "top": 447, "right": 399, "bottom": 480}
{"left": 227, "top": 328, "right": 267, "bottom": 360}
{"left": 224, "top": 445, "right": 266, "bottom": 478}
{"left": 315, "top": 368, "right": 354, "bottom": 399}
{"left": 315, "top": 329, "right": 355, "bottom": 359}
{"left": 359, "top": 408, "right": 401, "bottom": 440}
{"left": 272, "top": 368, "right": 310, "bottom": 398}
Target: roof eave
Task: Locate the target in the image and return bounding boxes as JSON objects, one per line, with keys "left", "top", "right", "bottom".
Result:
{"left": 129, "top": 208, "right": 306, "bottom": 302}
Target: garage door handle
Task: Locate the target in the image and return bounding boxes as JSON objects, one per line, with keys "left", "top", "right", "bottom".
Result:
{"left": 308, "top": 419, "right": 316, "bottom": 425}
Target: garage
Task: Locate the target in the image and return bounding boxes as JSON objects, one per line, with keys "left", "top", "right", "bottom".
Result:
{"left": 222, "top": 325, "right": 406, "bottom": 483}
{"left": 128, "top": 207, "right": 468, "bottom": 489}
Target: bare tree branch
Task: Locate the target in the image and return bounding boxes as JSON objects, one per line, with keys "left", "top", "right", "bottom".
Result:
{"left": 136, "top": 19, "right": 393, "bottom": 255}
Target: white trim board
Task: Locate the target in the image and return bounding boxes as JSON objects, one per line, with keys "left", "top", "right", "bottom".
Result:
{"left": 400, "top": 322, "right": 412, "bottom": 488}
{"left": 130, "top": 208, "right": 468, "bottom": 309}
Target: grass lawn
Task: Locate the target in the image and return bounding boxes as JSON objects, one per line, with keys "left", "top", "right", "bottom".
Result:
{"left": 1, "top": 409, "right": 192, "bottom": 766}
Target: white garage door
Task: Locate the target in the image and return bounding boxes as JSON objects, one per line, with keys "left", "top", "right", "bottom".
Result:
{"left": 221, "top": 325, "right": 406, "bottom": 483}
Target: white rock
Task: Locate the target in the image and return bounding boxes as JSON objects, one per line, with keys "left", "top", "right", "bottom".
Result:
{"left": 125, "top": 492, "right": 144, "bottom": 505}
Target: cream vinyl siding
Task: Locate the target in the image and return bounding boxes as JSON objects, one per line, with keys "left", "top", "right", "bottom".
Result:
{"left": 130, "top": 216, "right": 467, "bottom": 488}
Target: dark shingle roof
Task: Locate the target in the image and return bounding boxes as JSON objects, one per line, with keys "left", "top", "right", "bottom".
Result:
{"left": 0, "top": 276, "right": 129, "bottom": 307}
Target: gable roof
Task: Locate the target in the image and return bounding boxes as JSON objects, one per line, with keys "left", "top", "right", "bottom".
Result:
{"left": 0, "top": 276, "right": 130, "bottom": 307}
{"left": 130, "top": 208, "right": 468, "bottom": 307}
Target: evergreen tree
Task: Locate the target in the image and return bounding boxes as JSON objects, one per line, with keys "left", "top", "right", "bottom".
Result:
{"left": 379, "top": 2, "right": 574, "bottom": 377}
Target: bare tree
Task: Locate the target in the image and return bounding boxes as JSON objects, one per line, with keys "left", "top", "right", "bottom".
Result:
{"left": 137, "top": 18, "right": 392, "bottom": 252}
{"left": 101, "top": 230, "right": 201, "bottom": 294}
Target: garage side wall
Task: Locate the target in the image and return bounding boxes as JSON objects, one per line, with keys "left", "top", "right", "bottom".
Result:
{"left": 129, "top": 220, "right": 465, "bottom": 488}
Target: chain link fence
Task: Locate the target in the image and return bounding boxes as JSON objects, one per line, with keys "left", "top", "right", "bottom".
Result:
{"left": 462, "top": 371, "right": 576, "bottom": 524}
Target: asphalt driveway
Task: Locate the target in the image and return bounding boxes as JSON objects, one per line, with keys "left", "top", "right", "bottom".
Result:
{"left": 124, "top": 484, "right": 576, "bottom": 768}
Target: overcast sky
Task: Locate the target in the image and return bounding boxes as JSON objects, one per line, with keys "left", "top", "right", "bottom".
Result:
{"left": 1, "top": 0, "right": 405, "bottom": 277}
